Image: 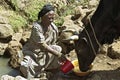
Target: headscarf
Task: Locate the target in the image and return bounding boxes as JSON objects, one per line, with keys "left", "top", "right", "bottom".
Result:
{"left": 38, "top": 4, "right": 55, "bottom": 20}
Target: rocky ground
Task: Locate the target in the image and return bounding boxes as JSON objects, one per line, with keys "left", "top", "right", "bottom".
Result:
{"left": 51, "top": 48, "right": 120, "bottom": 80}
{"left": 0, "top": 0, "right": 120, "bottom": 80}
{"left": 1, "top": 52, "right": 120, "bottom": 80}
{"left": 1, "top": 49, "right": 120, "bottom": 80}
{"left": 1, "top": 38, "right": 120, "bottom": 80}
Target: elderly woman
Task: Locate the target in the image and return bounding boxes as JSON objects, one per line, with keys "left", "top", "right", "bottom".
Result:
{"left": 20, "top": 4, "right": 66, "bottom": 79}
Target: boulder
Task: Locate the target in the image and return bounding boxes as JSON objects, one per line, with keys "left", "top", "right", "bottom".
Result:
{"left": 12, "top": 32, "right": 22, "bottom": 41}
{"left": 107, "top": 40, "right": 120, "bottom": 59}
{"left": 0, "top": 24, "right": 14, "bottom": 41}
{"left": 20, "top": 31, "right": 31, "bottom": 45}
{"left": 5, "top": 40, "right": 23, "bottom": 68}
{"left": 58, "top": 15, "right": 82, "bottom": 54}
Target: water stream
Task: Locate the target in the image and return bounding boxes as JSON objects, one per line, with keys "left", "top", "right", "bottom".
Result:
{"left": 0, "top": 57, "right": 12, "bottom": 77}
{"left": 0, "top": 57, "right": 20, "bottom": 77}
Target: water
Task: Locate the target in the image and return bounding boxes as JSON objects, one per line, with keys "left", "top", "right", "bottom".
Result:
{"left": 0, "top": 57, "right": 20, "bottom": 77}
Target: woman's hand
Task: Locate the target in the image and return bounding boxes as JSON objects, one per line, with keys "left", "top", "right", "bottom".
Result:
{"left": 58, "top": 53, "right": 67, "bottom": 63}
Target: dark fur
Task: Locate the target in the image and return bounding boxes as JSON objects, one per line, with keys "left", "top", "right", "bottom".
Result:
{"left": 75, "top": 0, "right": 120, "bottom": 72}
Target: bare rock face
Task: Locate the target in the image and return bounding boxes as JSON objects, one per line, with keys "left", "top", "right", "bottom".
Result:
{"left": 12, "top": 32, "right": 22, "bottom": 41}
{"left": 7, "top": 40, "right": 22, "bottom": 55}
{"left": 0, "top": 16, "right": 9, "bottom": 24}
{"left": 0, "top": 16, "right": 13, "bottom": 40}
{"left": 107, "top": 40, "right": 120, "bottom": 59}
{"left": 8, "top": 50, "right": 23, "bottom": 68}
{"left": 16, "top": 0, "right": 29, "bottom": 10}
{"left": 62, "top": 15, "right": 83, "bottom": 32}
{"left": 0, "top": 24, "right": 14, "bottom": 42}
{"left": 59, "top": 15, "right": 83, "bottom": 42}
{"left": 6, "top": 40, "right": 23, "bottom": 68}
{"left": 58, "top": 15, "right": 82, "bottom": 54}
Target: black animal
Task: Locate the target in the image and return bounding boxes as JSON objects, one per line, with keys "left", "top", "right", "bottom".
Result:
{"left": 75, "top": 0, "right": 120, "bottom": 72}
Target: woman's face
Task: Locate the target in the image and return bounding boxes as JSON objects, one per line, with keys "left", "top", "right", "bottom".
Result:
{"left": 41, "top": 11, "right": 55, "bottom": 24}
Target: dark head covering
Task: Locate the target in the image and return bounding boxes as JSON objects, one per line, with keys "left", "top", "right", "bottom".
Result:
{"left": 38, "top": 4, "right": 55, "bottom": 20}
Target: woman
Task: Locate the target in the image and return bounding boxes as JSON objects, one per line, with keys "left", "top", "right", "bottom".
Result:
{"left": 20, "top": 4, "right": 66, "bottom": 79}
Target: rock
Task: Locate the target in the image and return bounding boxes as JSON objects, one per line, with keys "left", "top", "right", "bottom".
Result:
{"left": 62, "top": 15, "right": 83, "bottom": 31}
{"left": 1, "top": 75, "right": 27, "bottom": 80}
{"left": 88, "top": 0, "right": 99, "bottom": 8}
{"left": 58, "top": 15, "right": 82, "bottom": 54}
{"left": 73, "top": 6, "right": 86, "bottom": 21}
{"left": 60, "top": 15, "right": 83, "bottom": 38}
{"left": 1, "top": 75, "right": 14, "bottom": 80}
{"left": 91, "top": 54, "right": 120, "bottom": 71}
{"left": 5, "top": 40, "right": 23, "bottom": 68}
{"left": 16, "top": 0, "right": 29, "bottom": 10}
{"left": 0, "top": 16, "right": 9, "bottom": 24}
{"left": 12, "top": 32, "right": 22, "bottom": 41}
{"left": 15, "top": 76, "right": 27, "bottom": 80}
{"left": 0, "top": 24, "right": 14, "bottom": 39}
{"left": 9, "top": 50, "right": 24, "bottom": 68}
{"left": 6, "top": 40, "right": 22, "bottom": 56}
{"left": 98, "top": 44, "right": 109, "bottom": 54}
{"left": 1, "top": 75, "right": 42, "bottom": 80}
{"left": 91, "top": 54, "right": 114, "bottom": 71}
{"left": 107, "top": 40, "right": 120, "bottom": 59}
{"left": 20, "top": 31, "right": 31, "bottom": 45}
{"left": 0, "top": 42, "right": 8, "bottom": 55}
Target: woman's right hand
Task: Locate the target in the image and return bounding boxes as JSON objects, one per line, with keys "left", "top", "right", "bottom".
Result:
{"left": 58, "top": 53, "right": 67, "bottom": 63}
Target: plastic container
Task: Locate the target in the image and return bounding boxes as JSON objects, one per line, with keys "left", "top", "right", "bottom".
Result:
{"left": 60, "top": 59, "right": 74, "bottom": 73}
{"left": 72, "top": 59, "right": 93, "bottom": 76}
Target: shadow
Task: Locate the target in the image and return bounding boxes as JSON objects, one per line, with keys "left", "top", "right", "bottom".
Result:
{"left": 7, "top": 69, "right": 21, "bottom": 77}
{"left": 87, "top": 69, "right": 120, "bottom": 80}
{"left": 0, "top": 36, "right": 12, "bottom": 43}
{"left": 51, "top": 71, "right": 90, "bottom": 80}
{"left": 51, "top": 69, "right": 120, "bottom": 80}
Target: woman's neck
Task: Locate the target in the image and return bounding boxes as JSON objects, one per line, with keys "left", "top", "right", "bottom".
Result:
{"left": 40, "top": 21, "right": 51, "bottom": 27}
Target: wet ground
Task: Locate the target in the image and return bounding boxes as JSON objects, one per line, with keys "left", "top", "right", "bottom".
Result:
{"left": 0, "top": 56, "right": 20, "bottom": 77}
{"left": 0, "top": 57, "right": 12, "bottom": 77}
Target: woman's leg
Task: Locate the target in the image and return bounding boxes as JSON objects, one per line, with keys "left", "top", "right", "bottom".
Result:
{"left": 20, "top": 56, "right": 38, "bottom": 78}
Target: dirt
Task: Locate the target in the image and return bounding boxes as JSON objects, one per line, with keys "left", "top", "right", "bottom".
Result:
{"left": 1, "top": 44, "right": 120, "bottom": 80}
{"left": 51, "top": 50, "right": 120, "bottom": 80}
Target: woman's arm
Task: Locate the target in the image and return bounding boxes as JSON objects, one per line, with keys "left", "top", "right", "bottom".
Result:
{"left": 39, "top": 41, "right": 62, "bottom": 57}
